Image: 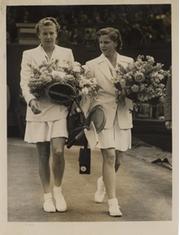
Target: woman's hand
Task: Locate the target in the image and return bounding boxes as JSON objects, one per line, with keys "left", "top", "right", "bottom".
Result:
{"left": 29, "top": 99, "right": 41, "bottom": 114}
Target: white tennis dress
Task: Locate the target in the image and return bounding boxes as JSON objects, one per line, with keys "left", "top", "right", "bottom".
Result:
{"left": 20, "top": 45, "right": 74, "bottom": 143}
{"left": 86, "top": 53, "right": 133, "bottom": 151}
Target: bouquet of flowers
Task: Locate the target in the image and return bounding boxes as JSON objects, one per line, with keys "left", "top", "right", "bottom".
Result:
{"left": 69, "top": 62, "right": 100, "bottom": 98}
{"left": 113, "top": 55, "right": 170, "bottom": 104}
{"left": 28, "top": 60, "right": 99, "bottom": 101}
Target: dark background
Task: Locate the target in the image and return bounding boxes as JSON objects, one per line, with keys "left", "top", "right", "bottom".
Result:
{"left": 6, "top": 5, "right": 172, "bottom": 151}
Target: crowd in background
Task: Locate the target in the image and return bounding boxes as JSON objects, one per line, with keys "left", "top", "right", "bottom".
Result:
{"left": 6, "top": 5, "right": 172, "bottom": 148}
{"left": 7, "top": 5, "right": 171, "bottom": 48}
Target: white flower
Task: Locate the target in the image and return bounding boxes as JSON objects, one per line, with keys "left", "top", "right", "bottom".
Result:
{"left": 52, "top": 70, "right": 66, "bottom": 79}
{"left": 65, "top": 74, "right": 74, "bottom": 80}
{"left": 39, "top": 66, "right": 48, "bottom": 73}
{"left": 127, "top": 62, "right": 135, "bottom": 70}
{"left": 86, "top": 71, "right": 93, "bottom": 79}
{"left": 159, "top": 83, "right": 165, "bottom": 88}
{"left": 157, "top": 74, "right": 164, "bottom": 81}
{"left": 151, "top": 72, "right": 159, "bottom": 78}
{"left": 74, "top": 61, "right": 81, "bottom": 66}
{"left": 156, "top": 63, "right": 163, "bottom": 70}
{"left": 134, "top": 72, "right": 145, "bottom": 83}
{"left": 61, "top": 60, "right": 70, "bottom": 69}
{"left": 146, "top": 56, "right": 155, "bottom": 64}
{"left": 40, "top": 74, "right": 52, "bottom": 83}
{"left": 81, "top": 87, "right": 89, "bottom": 95}
{"left": 73, "top": 66, "right": 81, "bottom": 73}
{"left": 131, "top": 84, "right": 139, "bottom": 93}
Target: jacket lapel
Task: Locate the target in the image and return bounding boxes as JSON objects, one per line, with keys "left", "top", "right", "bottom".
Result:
{"left": 116, "top": 53, "right": 130, "bottom": 69}
{"left": 34, "top": 45, "right": 49, "bottom": 63}
{"left": 34, "top": 45, "right": 62, "bottom": 63}
{"left": 97, "top": 54, "right": 113, "bottom": 81}
{"left": 97, "top": 53, "right": 130, "bottom": 81}
{"left": 116, "top": 53, "right": 126, "bottom": 68}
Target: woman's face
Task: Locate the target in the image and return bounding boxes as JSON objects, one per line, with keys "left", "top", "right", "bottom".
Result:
{"left": 38, "top": 24, "right": 57, "bottom": 49}
{"left": 99, "top": 35, "right": 117, "bottom": 56}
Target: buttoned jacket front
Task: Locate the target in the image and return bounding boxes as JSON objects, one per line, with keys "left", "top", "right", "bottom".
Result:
{"left": 86, "top": 53, "right": 134, "bottom": 129}
{"left": 20, "top": 45, "right": 74, "bottom": 121}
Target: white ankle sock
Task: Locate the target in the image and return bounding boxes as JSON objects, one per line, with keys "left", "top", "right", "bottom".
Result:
{"left": 99, "top": 176, "right": 103, "bottom": 182}
{"left": 44, "top": 192, "right": 53, "bottom": 201}
{"left": 53, "top": 186, "right": 62, "bottom": 196}
{"left": 108, "top": 198, "right": 118, "bottom": 205}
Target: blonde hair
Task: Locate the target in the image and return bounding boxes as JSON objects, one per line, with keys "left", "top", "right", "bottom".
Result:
{"left": 35, "top": 17, "right": 60, "bottom": 34}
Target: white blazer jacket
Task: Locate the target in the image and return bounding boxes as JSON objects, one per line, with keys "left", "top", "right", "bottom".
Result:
{"left": 86, "top": 53, "right": 134, "bottom": 129}
{"left": 20, "top": 45, "right": 74, "bottom": 121}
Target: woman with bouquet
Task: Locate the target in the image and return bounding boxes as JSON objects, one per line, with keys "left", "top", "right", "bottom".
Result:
{"left": 85, "top": 27, "right": 133, "bottom": 217}
{"left": 20, "top": 17, "right": 74, "bottom": 212}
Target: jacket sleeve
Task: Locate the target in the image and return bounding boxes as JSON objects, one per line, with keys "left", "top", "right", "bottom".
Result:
{"left": 20, "top": 51, "right": 36, "bottom": 105}
{"left": 125, "top": 97, "right": 133, "bottom": 110}
{"left": 85, "top": 61, "right": 95, "bottom": 78}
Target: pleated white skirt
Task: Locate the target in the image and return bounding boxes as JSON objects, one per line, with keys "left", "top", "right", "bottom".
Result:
{"left": 97, "top": 118, "right": 132, "bottom": 151}
{"left": 24, "top": 118, "right": 68, "bottom": 143}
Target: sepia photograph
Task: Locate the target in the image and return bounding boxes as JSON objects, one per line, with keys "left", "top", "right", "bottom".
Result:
{"left": 0, "top": 0, "right": 178, "bottom": 234}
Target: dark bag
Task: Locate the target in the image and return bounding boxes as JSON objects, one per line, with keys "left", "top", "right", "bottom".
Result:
{"left": 79, "top": 146, "right": 91, "bottom": 174}
{"left": 66, "top": 101, "right": 91, "bottom": 174}
{"left": 66, "top": 101, "right": 87, "bottom": 148}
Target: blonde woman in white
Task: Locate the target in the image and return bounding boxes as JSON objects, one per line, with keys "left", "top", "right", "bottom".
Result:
{"left": 20, "top": 17, "right": 74, "bottom": 212}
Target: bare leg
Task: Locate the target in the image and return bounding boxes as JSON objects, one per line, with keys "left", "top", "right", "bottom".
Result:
{"left": 115, "top": 150, "right": 124, "bottom": 172}
{"left": 95, "top": 150, "right": 124, "bottom": 202}
{"left": 101, "top": 148, "right": 122, "bottom": 216}
{"left": 51, "top": 137, "right": 67, "bottom": 212}
{"left": 101, "top": 148, "right": 116, "bottom": 199}
{"left": 51, "top": 137, "right": 66, "bottom": 187}
{"left": 36, "top": 142, "right": 51, "bottom": 193}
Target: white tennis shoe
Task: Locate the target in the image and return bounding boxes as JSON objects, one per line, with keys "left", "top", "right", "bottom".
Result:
{"left": 94, "top": 176, "right": 106, "bottom": 203}
{"left": 108, "top": 198, "right": 122, "bottom": 217}
{"left": 43, "top": 193, "right": 56, "bottom": 212}
{"left": 53, "top": 186, "right": 67, "bottom": 212}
